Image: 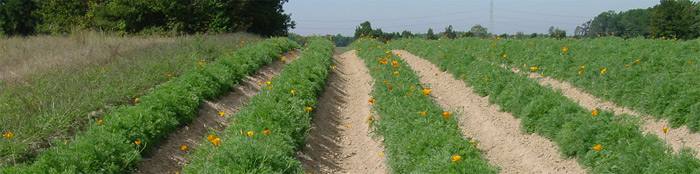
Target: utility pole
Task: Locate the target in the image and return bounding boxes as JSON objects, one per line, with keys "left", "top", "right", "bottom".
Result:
{"left": 490, "top": 0, "right": 494, "bottom": 35}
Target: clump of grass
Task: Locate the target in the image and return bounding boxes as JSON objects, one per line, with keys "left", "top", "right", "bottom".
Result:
{"left": 0, "top": 32, "right": 259, "bottom": 166}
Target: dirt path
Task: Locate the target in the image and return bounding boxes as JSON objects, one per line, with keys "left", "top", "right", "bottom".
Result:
{"left": 507, "top": 66, "right": 700, "bottom": 158}
{"left": 296, "top": 50, "right": 387, "bottom": 174}
{"left": 133, "top": 51, "right": 299, "bottom": 174}
{"left": 394, "top": 50, "right": 584, "bottom": 174}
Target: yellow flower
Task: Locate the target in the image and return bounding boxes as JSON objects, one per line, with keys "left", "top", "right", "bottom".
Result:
{"left": 197, "top": 60, "right": 206, "bottom": 67}
{"left": 663, "top": 127, "right": 669, "bottom": 134}
{"left": 392, "top": 71, "right": 400, "bottom": 77}
{"left": 591, "top": 108, "right": 599, "bottom": 117}
{"left": 263, "top": 128, "right": 271, "bottom": 136}
{"left": 246, "top": 131, "right": 254, "bottom": 137}
{"left": 501, "top": 53, "right": 508, "bottom": 59}
{"left": 330, "top": 64, "right": 336, "bottom": 70}
{"left": 451, "top": 154, "right": 462, "bottom": 162}
{"left": 180, "top": 144, "right": 189, "bottom": 151}
{"left": 290, "top": 89, "right": 296, "bottom": 96}
{"left": 265, "top": 81, "right": 272, "bottom": 85}
{"left": 442, "top": 111, "right": 451, "bottom": 119}
{"left": 578, "top": 65, "right": 585, "bottom": 75}
{"left": 2, "top": 131, "right": 14, "bottom": 140}
{"left": 305, "top": 106, "right": 313, "bottom": 113}
{"left": 134, "top": 139, "right": 142, "bottom": 145}
{"left": 211, "top": 137, "right": 221, "bottom": 146}
{"left": 561, "top": 46, "right": 569, "bottom": 54}
{"left": 134, "top": 97, "right": 140, "bottom": 104}
{"left": 419, "top": 111, "right": 428, "bottom": 117}
{"left": 218, "top": 111, "right": 225, "bottom": 117}
{"left": 207, "top": 134, "right": 217, "bottom": 141}
{"left": 96, "top": 119, "right": 104, "bottom": 126}
{"left": 529, "top": 66, "right": 540, "bottom": 72}
{"left": 600, "top": 67, "right": 607, "bottom": 75}
{"left": 422, "top": 88, "right": 432, "bottom": 96}
{"left": 633, "top": 59, "right": 641, "bottom": 65}
{"left": 592, "top": 144, "right": 603, "bottom": 152}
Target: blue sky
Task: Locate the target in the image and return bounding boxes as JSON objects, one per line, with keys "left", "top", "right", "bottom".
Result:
{"left": 284, "top": 0, "right": 659, "bottom": 36}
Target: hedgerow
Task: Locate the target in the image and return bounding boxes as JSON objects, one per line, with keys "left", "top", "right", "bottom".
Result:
{"left": 183, "top": 38, "right": 333, "bottom": 173}
{"left": 389, "top": 38, "right": 700, "bottom": 173}
{"left": 0, "top": 38, "right": 298, "bottom": 173}
{"left": 352, "top": 38, "right": 497, "bottom": 173}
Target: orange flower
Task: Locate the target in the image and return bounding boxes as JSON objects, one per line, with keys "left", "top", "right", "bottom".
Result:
{"left": 134, "top": 139, "right": 142, "bottom": 145}
{"left": 263, "top": 128, "right": 271, "bottom": 136}
{"left": 2, "top": 131, "right": 14, "bottom": 140}
{"left": 368, "top": 98, "right": 375, "bottom": 105}
{"left": 379, "top": 58, "right": 388, "bottom": 65}
{"left": 591, "top": 108, "right": 599, "bottom": 117}
{"left": 422, "top": 88, "right": 432, "bottom": 96}
{"left": 246, "top": 131, "right": 254, "bottom": 137}
{"left": 419, "top": 111, "right": 428, "bottom": 117}
{"left": 451, "top": 154, "right": 462, "bottom": 162}
{"left": 207, "top": 134, "right": 217, "bottom": 142}
{"left": 211, "top": 137, "right": 221, "bottom": 146}
{"left": 96, "top": 119, "right": 104, "bottom": 126}
{"left": 442, "top": 111, "right": 451, "bottom": 119}
{"left": 391, "top": 60, "right": 399, "bottom": 68}
{"left": 663, "top": 127, "right": 669, "bottom": 134}
{"left": 180, "top": 144, "right": 189, "bottom": 152}
{"left": 305, "top": 106, "right": 313, "bottom": 113}
{"left": 218, "top": 111, "right": 225, "bottom": 117}
{"left": 592, "top": 144, "right": 603, "bottom": 152}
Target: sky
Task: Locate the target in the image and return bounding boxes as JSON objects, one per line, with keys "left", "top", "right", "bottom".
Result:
{"left": 284, "top": 0, "right": 659, "bottom": 36}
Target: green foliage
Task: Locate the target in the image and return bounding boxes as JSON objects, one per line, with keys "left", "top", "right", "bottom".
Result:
{"left": 651, "top": 0, "right": 700, "bottom": 39}
{"left": 351, "top": 39, "right": 497, "bottom": 173}
{"left": 426, "top": 28, "right": 437, "bottom": 40}
{"left": 0, "top": 0, "right": 37, "bottom": 35}
{"left": 0, "top": 38, "right": 298, "bottom": 173}
{"left": 183, "top": 38, "right": 333, "bottom": 173}
{"left": 443, "top": 25, "right": 456, "bottom": 39}
{"left": 468, "top": 25, "right": 489, "bottom": 38}
{"left": 548, "top": 26, "right": 567, "bottom": 39}
{"left": 389, "top": 38, "right": 700, "bottom": 173}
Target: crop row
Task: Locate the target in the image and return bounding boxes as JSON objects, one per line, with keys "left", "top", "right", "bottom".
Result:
{"left": 1, "top": 38, "right": 299, "bottom": 173}
{"left": 389, "top": 39, "right": 700, "bottom": 173}
{"left": 352, "top": 39, "right": 497, "bottom": 173}
{"left": 426, "top": 38, "right": 700, "bottom": 131}
{"left": 182, "top": 38, "right": 334, "bottom": 173}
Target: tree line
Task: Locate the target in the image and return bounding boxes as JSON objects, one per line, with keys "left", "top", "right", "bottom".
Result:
{"left": 0, "top": 0, "right": 294, "bottom": 36}
{"left": 576, "top": 0, "right": 700, "bottom": 39}
{"left": 352, "top": 21, "right": 566, "bottom": 42}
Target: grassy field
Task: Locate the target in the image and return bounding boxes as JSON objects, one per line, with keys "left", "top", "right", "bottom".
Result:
{"left": 0, "top": 32, "right": 259, "bottom": 166}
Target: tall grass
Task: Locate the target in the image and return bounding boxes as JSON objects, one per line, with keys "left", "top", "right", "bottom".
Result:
{"left": 0, "top": 32, "right": 259, "bottom": 166}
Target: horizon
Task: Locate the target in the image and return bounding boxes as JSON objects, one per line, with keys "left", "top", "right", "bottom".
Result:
{"left": 285, "top": 0, "right": 659, "bottom": 36}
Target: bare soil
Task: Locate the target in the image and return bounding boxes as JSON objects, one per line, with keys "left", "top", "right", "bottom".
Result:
{"left": 508, "top": 65, "right": 700, "bottom": 158}
{"left": 395, "top": 50, "right": 585, "bottom": 174}
{"left": 296, "top": 50, "right": 387, "bottom": 174}
{"left": 133, "top": 50, "right": 299, "bottom": 174}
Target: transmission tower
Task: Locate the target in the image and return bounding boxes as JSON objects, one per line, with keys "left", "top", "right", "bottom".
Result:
{"left": 490, "top": 0, "right": 494, "bottom": 34}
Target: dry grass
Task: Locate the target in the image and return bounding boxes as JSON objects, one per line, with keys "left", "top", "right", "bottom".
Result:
{"left": 0, "top": 32, "right": 259, "bottom": 166}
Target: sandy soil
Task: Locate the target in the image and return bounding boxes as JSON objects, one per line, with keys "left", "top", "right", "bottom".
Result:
{"left": 133, "top": 50, "right": 299, "bottom": 174}
{"left": 395, "top": 50, "right": 585, "bottom": 174}
{"left": 296, "top": 50, "right": 387, "bottom": 174}
{"left": 508, "top": 65, "right": 700, "bottom": 158}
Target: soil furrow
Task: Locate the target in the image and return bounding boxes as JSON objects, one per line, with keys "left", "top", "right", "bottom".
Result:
{"left": 133, "top": 51, "right": 299, "bottom": 174}
{"left": 297, "top": 50, "right": 387, "bottom": 174}
{"left": 395, "top": 50, "right": 584, "bottom": 174}
{"left": 507, "top": 65, "right": 700, "bottom": 158}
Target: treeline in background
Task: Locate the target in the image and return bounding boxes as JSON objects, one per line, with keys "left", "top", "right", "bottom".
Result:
{"left": 0, "top": 0, "right": 294, "bottom": 36}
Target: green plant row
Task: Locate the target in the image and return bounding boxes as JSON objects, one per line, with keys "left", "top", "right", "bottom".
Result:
{"left": 182, "top": 38, "right": 333, "bottom": 173}
{"left": 422, "top": 37, "right": 700, "bottom": 131}
{"left": 1, "top": 38, "right": 299, "bottom": 173}
{"left": 352, "top": 39, "right": 497, "bottom": 173}
{"left": 389, "top": 38, "right": 700, "bottom": 173}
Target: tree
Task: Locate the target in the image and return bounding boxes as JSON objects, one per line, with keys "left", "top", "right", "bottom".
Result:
{"left": 443, "top": 25, "right": 456, "bottom": 39}
{"left": 354, "top": 21, "right": 373, "bottom": 39}
{"left": 241, "top": 0, "right": 295, "bottom": 36}
{"left": 401, "top": 30, "right": 413, "bottom": 38}
{"left": 426, "top": 28, "right": 437, "bottom": 40}
{"left": 0, "top": 0, "right": 37, "bottom": 35}
{"left": 548, "top": 26, "right": 567, "bottom": 39}
{"left": 469, "top": 25, "right": 489, "bottom": 38}
{"left": 651, "top": 0, "right": 700, "bottom": 39}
